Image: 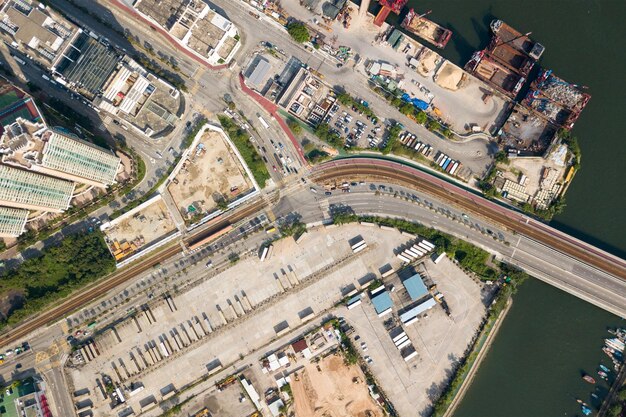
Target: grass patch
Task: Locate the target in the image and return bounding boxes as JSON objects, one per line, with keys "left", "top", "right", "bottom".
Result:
{"left": 218, "top": 116, "right": 270, "bottom": 188}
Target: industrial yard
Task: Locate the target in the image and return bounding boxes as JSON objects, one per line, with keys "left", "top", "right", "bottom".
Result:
{"left": 343, "top": 255, "right": 487, "bottom": 417}
{"left": 166, "top": 126, "right": 255, "bottom": 222}
{"left": 63, "top": 223, "right": 487, "bottom": 416}
{"left": 494, "top": 146, "right": 571, "bottom": 209}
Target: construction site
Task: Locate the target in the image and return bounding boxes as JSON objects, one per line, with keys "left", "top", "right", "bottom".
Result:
{"left": 291, "top": 354, "right": 385, "bottom": 417}
{"left": 165, "top": 125, "right": 255, "bottom": 224}
{"left": 101, "top": 195, "right": 178, "bottom": 263}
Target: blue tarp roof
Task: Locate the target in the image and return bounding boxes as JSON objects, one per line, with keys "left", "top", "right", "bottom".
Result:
{"left": 401, "top": 93, "right": 429, "bottom": 110}
{"left": 371, "top": 291, "right": 393, "bottom": 314}
{"left": 403, "top": 273, "right": 429, "bottom": 301}
{"left": 347, "top": 294, "right": 361, "bottom": 305}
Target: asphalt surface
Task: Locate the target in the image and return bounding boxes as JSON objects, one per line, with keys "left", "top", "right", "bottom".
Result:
{"left": 3, "top": 176, "right": 625, "bottom": 416}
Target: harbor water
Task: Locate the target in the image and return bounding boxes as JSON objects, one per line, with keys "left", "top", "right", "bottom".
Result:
{"left": 382, "top": 0, "right": 626, "bottom": 257}
{"left": 374, "top": 0, "right": 626, "bottom": 415}
{"left": 453, "top": 279, "right": 622, "bottom": 417}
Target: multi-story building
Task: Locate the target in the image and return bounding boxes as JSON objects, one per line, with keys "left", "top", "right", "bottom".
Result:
{"left": 133, "top": 0, "right": 240, "bottom": 65}
{"left": 94, "top": 57, "right": 181, "bottom": 136}
{"left": 0, "top": 206, "right": 28, "bottom": 237}
{"left": 51, "top": 30, "right": 120, "bottom": 100}
{"left": 0, "top": 164, "right": 74, "bottom": 212}
{"left": 0, "top": 77, "right": 120, "bottom": 236}
{"left": 0, "top": 0, "right": 182, "bottom": 137}
{"left": 0, "top": 0, "right": 79, "bottom": 67}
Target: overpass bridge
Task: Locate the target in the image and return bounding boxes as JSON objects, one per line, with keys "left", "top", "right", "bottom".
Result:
{"left": 310, "top": 157, "right": 626, "bottom": 317}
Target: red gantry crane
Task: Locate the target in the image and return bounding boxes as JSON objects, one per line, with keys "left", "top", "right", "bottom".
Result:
{"left": 374, "top": 0, "right": 408, "bottom": 27}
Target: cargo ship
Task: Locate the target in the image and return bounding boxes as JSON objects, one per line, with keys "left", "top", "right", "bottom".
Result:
{"left": 524, "top": 69, "right": 591, "bottom": 130}
{"left": 490, "top": 19, "right": 545, "bottom": 60}
{"left": 401, "top": 8, "right": 452, "bottom": 49}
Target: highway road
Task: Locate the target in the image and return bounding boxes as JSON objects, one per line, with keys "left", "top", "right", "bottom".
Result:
{"left": 300, "top": 158, "right": 626, "bottom": 317}
{"left": 2, "top": 163, "right": 625, "bottom": 415}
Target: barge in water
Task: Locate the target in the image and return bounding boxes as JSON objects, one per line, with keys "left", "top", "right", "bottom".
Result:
{"left": 490, "top": 19, "right": 545, "bottom": 60}
{"left": 465, "top": 51, "right": 526, "bottom": 99}
{"left": 524, "top": 69, "right": 591, "bottom": 130}
{"left": 465, "top": 20, "right": 545, "bottom": 99}
{"left": 401, "top": 8, "right": 452, "bottom": 49}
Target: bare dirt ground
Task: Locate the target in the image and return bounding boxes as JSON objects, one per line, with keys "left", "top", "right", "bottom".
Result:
{"left": 104, "top": 197, "right": 176, "bottom": 250}
{"left": 167, "top": 130, "right": 252, "bottom": 217}
{"left": 291, "top": 354, "right": 384, "bottom": 417}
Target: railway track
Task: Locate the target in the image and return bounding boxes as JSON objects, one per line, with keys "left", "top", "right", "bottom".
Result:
{"left": 0, "top": 199, "right": 267, "bottom": 347}
{"left": 311, "top": 158, "right": 626, "bottom": 281}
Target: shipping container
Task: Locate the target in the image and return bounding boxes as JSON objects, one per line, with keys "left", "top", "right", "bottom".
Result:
{"left": 260, "top": 246, "right": 269, "bottom": 262}
{"left": 353, "top": 243, "right": 367, "bottom": 253}
{"left": 394, "top": 335, "right": 409, "bottom": 347}
{"left": 392, "top": 331, "right": 407, "bottom": 343}
{"left": 418, "top": 241, "right": 431, "bottom": 252}
{"left": 397, "top": 339, "right": 412, "bottom": 350}
{"left": 397, "top": 254, "right": 411, "bottom": 263}
{"left": 351, "top": 239, "right": 365, "bottom": 250}
{"left": 421, "top": 240, "right": 435, "bottom": 250}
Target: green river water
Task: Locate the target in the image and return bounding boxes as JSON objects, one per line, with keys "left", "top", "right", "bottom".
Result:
{"left": 372, "top": 1, "right": 626, "bottom": 415}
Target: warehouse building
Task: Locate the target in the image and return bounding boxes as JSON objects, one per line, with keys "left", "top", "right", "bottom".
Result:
{"left": 0, "top": 165, "right": 74, "bottom": 212}
{"left": 403, "top": 273, "right": 429, "bottom": 301}
{"left": 371, "top": 287, "right": 393, "bottom": 317}
{"left": 0, "top": 206, "right": 28, "bottom": 237}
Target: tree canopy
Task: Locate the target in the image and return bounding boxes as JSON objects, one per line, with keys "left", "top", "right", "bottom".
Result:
{"left": 287, "top": 22, "right": 310, "bottom": 43}
{"left": 0, "top": 231, "right": 115, "bottom": 326}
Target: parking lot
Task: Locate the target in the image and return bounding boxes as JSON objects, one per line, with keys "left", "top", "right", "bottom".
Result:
{"left": 66, "top": 224, "right": 414, "bottom": 416}
{"left": 343, "top": 256, "right": 487, "bottom": 417}
{"left": 324, "top": 101, "right": 386, "bottom": 150}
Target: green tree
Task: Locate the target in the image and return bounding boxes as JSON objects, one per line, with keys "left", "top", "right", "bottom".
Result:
{"left": 607, "top": 404, "right": 622, "bottom": 417}
{"left": 494, "top": 150, "right": 510, "bottom": 164}
{"left": 427, "top": 120, "right": 441, "bottom": 131}
{"left": 287, "top": 22, "right": 310, "bottom": 43}
{"left": 414, "top": 111, "right": 428, "bottom": 124}
{"left": 287, "top": 118, "right": 303, "bottom": 135}
{"left": 217, "top": 198, "right": 228, "bottom": 211}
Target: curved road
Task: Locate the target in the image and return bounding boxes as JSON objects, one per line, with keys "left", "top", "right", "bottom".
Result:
{"left": 300, "top": 157, "right": 626, "bottom": 317}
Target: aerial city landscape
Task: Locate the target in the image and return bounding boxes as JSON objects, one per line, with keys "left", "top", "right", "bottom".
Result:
{"left": 0, "top": 0, "right": 624, "bottom": 416}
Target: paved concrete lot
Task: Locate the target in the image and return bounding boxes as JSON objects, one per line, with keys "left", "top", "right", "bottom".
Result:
{"left": 67, "top": 224, "right": 412, "bottom": 416}
{"left": 197, "top": 381, "right": 255, "bottom": 417}
{"left": 343, "top": 256, "right": 486, "bottom": 417}
{"left": 329, "top": 102, "right": 385, "bottom": 150}
{"left": 166, "top": 129, "right": 253, "bottom": 219}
